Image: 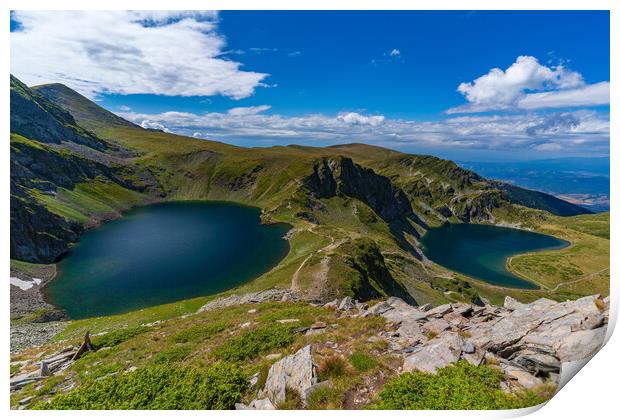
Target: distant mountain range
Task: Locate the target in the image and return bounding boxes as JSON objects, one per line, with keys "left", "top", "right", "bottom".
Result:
{"left": 460, "top": 158, "right": 610, "bottom": 212}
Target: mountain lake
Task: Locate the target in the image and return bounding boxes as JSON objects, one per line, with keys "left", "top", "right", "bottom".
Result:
{"left": 420, "top": 223, "right": 569, "bottom": 289}
{"left": 44, "top": 201, "right": 290, "bottom": 319}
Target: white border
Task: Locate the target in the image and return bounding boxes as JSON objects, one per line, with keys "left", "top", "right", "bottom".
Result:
{"left": 3, "top": 1, "right": 617, "bottom": 419}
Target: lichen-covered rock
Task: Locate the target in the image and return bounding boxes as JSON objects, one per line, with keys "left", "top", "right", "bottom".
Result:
{"left": 555, "top": 327, "right": 606, "bottom": 362}
{"left": 259, "top": 345, "right": 318, "bottom": 405}
{"left": 403, "top": 332, "right": 463, "bottom": 374}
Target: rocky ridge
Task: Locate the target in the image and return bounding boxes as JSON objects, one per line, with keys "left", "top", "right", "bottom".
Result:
{"left": 223, "top": 290, "right": 609, "bottom": 409}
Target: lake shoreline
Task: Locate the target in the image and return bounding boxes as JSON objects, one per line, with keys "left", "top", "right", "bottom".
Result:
{"left": 44, "top": 201, "right": 292, "bottom": 319}
{"left": 420, "top": 223, "right": 570, "bottom": 290}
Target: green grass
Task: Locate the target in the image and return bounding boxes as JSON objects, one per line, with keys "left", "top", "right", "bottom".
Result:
{"left": 171, "top": 321, "right": 230, "bottom": 343}
{"left": 55, "top": 296, "right": 210, "bottom": 341}
{"left": 376, "top": 360, "right": 552, "bottom": 410}
{"left": 34, "top": 363, "right": 247, "bottom": 410}
{"left": 348, "top": 351, "right": 379, "bottom": 373}
{"left": 213, "top": 323, "right": 296, "bottom": 362}
{"left": 92, "top": 326, "right": 151, "bottom": 348}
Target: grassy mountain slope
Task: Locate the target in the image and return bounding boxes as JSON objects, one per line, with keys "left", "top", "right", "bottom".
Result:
{"left": 11, "top": 76, "right": 607, "bottom": 309}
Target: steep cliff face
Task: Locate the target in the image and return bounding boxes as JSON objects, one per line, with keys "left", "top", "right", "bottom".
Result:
{"left": 10, "top": 76, "right": 106, "bottom": 150}
{"left": 304, "top": 157, "right": 424, "bottom": 227}
{"left": 9, "top": 76, "right": 152, "bottom": 263}
{"left": 10, "top": 193, "right": 83, "bottom": 263}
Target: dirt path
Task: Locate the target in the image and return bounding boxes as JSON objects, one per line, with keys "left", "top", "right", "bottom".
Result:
{"left": 547, "top": 267, "right": 610, "bottom": 292}
{"left": 290, "top": 226, "right": 345, "bottom": 292}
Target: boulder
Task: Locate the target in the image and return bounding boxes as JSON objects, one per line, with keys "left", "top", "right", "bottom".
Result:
{"left": 323, "top": 299, "right": 339, "bottom": 309}
{"left": 462, "top": 341, "right": 475, "bottom": 354}
{"left": 259, "top": 345, "right": 318, "bottom": 405}
{"left": 425, "top": 303, "right": 452, "bottom": 318}
{"left": 503, "top": 296, "right": 522, "bottom": 310}
{"left": 504, "top": 366, "right": 543, "bottom": 390}
{"left": 403, "top": 332, "right": 463, "bottom": 374}
{"left": 555, "top": 327, "right": 606, "bottom": 362}
{"left": 395, "top": 321, "right": 426, "bottom": 345}
{"left": 338, "top": 297, "right": 355, "bottom": 311}
{"left": 423, "top": 318, "right": 451, "bottom": 336}
{"left": 509, "top": 350, "right": 561, "bottom": 375}
{"left": 363, "top": 301, "right": 392, "bottom": 317}
{"left": 236, "top": 398, "right": 277, "bottom": 410}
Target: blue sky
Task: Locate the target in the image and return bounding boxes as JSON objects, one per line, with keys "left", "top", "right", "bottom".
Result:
{"left": 10, "top": 10, "right": 610, "bottom": 161}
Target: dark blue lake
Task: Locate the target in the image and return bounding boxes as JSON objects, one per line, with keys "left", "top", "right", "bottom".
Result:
{"left": 45, "top": 201, "right": 290, "bottom": 319}
{"left": 420, "top": 223, "right": 569, "bottom": 289}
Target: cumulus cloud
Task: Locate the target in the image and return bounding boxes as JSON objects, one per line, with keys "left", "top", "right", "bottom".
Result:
{"left": 139, "top": 120, "right": 171, "bottom": 132}
{"left": 10, "top": 10, "right": 268, "bottom": 99}
{"left": 119, "top": 107, "right": 609, "bottom": 154}
{"left": 337, "top": 112, "right": 385, "bottom": 126}
{"left": 448, "top": 56, "right": 609, "bottom": 113}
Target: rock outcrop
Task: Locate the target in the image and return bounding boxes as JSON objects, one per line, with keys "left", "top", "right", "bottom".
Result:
{"left": 258, "top": 345, "right": 318, "bottom": 405}
{"left": 197, "top": 289, "right": 299, "bottom": 313}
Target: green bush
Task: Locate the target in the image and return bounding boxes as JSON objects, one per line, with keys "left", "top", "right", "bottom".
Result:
{"left": 171, "top": 322, "right": 229, "bottom": 343}
{"left": 34, "top": 362, "right": 247, "bottom": 409}
{"left": 152, "top": 344, "right": 193, "bottom": 364}
{"left": 348, "top": 351, "right": 378, "bottom": 373}
{"left": 377, "top": 361, "right": 549, "bottom": 410}
{"left": 214, "top": 323, "right": 295, "bottom": 362}
{"left": 91, "top": 326, "right": 150, "bottom": 348}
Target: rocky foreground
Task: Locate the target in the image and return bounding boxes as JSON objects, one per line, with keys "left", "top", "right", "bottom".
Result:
{"left": 201, "top": 290, "right": 609, "bottom": 409}
{"left": 11, "top": 290, "right": 609, "bottom": 409}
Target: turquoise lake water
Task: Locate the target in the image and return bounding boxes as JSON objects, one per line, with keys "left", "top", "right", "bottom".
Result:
{"left": 420, "top": 223, "right": 569, "bottom": 289}
{"left": 45, "top": 201, "right": 290, "bottom": 319}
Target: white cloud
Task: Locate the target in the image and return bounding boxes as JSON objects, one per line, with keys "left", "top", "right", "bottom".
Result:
{"left": 118, "top": 105, "right": 131, "bottom": 112}
{"left": 118, "top": 108, "right": 608, "bottom": 155}
{"left": 139, "top": 120, "right": 171, "bottom": 132}
{"left": 448, "top": 56, "right": 608, "bottom": 113}
{"left": 389, "top": 49, "right": 401, "bottom": 57}
{"left": 10, "top": 11, "right": 268, "bottom": 99}
{"left": 227, "top": 105, "right": 271, "bottom": 116}
{"left": 518, "top": 82, "right": 610, "bottom": 110}
{"left": 337, "top": 112, "right": 385, "bottom": 126}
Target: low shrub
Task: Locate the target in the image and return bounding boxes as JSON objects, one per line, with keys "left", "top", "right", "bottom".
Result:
{"left": 377, "top": 360, "right": 550, "bottom": 410}
{"left": 348, "top": 351, "right": 378, "bottom": 373}
{"left": 214, "top": 323, "right": 295, "bottom": 362}
{"left": 318, "top": 355, "right": 349, "bottom": 380}
{"left": 172, "top": 321, "right": 229, "bottom": 343}
{"left": 152, "top": 344, "right": 193, "bottom": 364}
{"left": 91, "top": 326, "right": 151, "bottom": 348}
{"left": 34, "top": 362, "right": 247, "bottom": 409}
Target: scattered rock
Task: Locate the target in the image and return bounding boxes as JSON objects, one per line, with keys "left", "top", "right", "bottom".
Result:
{"left": 338, "top": 297, "right": 355, "bottom": 311}
{"left": 323, "top": 299, "right": 339, "bottom": 309}
{"left": 276, "top": 319, "right": 300, "bottom": 324}
{"left": 463, "top": 341, "right": 475, "bottom": 354}
{"left": 504, "top": 366, "right": 543, "bottom": 390}
{"left": 259, "top": 345, "right": 318, "bottom": 405}
{"left": 504, "top": 296, "right": 522, "bottom": 310}
{"left": 363, "top": 301, "right": 392, "bottom": 317}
